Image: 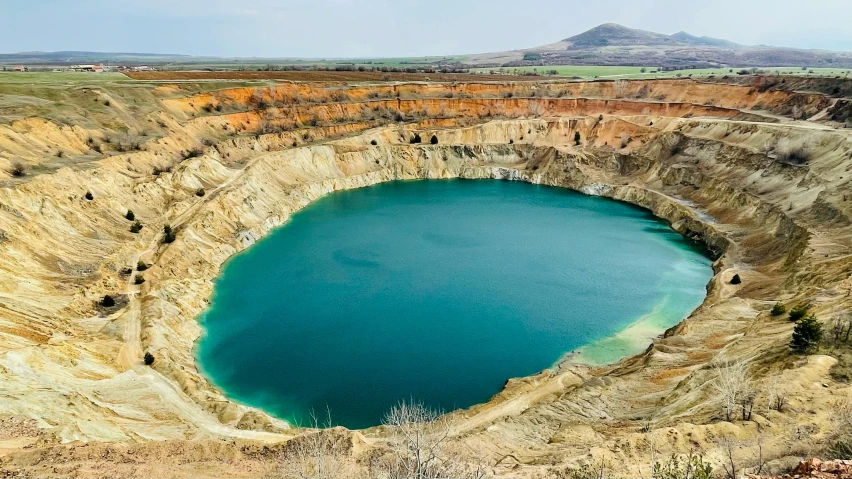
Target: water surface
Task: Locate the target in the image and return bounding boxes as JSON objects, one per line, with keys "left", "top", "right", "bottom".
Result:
{"left": 197, "top": 180, "right": 711, "bottom": 429}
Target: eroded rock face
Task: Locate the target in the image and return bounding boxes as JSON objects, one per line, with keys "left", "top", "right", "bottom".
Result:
{"left": 1, "top": 77, "right": 851, "bottom": 477}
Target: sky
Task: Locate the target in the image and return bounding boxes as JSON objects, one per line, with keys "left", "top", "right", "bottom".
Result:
{"left": 3, "top": 0, "right": 852, "bottom": 58}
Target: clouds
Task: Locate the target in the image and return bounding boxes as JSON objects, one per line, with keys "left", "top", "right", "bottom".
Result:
{"left": 2, "top": 0, "right": 851, "bottom": 57}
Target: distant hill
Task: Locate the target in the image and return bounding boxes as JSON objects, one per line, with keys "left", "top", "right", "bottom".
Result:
{"left": 0, "top": 51, "right": 192, "bottom": 65}
{"left": 467, "top": 23, "right": 852, "bottom": 69}
{"left": 3, "top": 24, "right": 852, "bottom": 71}
{"left": 563, "top": 23, "right": 680, "bottom": 48}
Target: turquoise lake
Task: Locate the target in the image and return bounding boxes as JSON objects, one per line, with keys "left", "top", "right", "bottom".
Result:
{"left": 196, "top": 179, "right": 712, "bottom": 429}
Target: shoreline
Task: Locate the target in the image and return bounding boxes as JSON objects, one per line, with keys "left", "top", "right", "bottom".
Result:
{"left": 191, "top": 177, "right": 715, "bottom": 429}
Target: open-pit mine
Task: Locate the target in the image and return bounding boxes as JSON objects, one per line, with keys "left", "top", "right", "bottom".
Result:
{"left": 1, "top": 74, "right": 852, "bottom": 478}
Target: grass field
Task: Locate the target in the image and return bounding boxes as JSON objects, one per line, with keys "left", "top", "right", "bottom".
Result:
{"left": 470, "top": 65, "right": 852, "bottom": 79}
{"left": 3, "top": 65, "right": 850, "bottom": 87}
{"left": 0, "top": 72, "right": 131, "bottom": 84}
{"left": 157, "top": 56, "right": 469, "bottom": 72}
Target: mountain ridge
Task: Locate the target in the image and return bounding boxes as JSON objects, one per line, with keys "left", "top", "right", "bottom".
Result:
{"left": 468, "top": 23, "right": 852, "bottom": 69}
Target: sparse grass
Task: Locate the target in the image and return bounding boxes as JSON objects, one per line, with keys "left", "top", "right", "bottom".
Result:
{"left": 0, "top": 72, "right": 130, "bottom": 85}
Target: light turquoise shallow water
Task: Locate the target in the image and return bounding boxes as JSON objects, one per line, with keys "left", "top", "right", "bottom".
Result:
{"left": 197, "top": 179, "right": 712, "bottom": 429}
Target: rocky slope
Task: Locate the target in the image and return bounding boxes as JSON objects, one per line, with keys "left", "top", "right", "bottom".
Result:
{"left": 0, "top": 77, "right": 851, "bottom": 477}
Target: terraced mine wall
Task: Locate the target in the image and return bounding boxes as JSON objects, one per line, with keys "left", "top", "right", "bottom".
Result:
{"left": 1, "top": 78, "right": 851, "bottom": 477}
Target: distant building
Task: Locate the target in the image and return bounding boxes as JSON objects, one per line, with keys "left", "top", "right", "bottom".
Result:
{"left": 13, "top": 66, "right": 26, "bottom": 72}
{"left": 69, "top": 64, "right": 105, "bottom": 72}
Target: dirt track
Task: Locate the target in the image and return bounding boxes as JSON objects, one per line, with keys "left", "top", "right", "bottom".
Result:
{"left": 122, "top": 70, "right": 538, "bottom": 82}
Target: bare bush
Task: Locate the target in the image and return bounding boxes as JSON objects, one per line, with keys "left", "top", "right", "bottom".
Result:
{"left": 717, "top": 435, "right": 740, "bottom": 479}
{"left": 277, "top": 409, "right": 349, "bottom": 479}
{"left": 765, "top": 376, "right": 788, "bottom": 413}
{"left": 714, "top": 360, "right": 754, "bottom": 422}
{"left": 378, "top": 399, "right": 487, "bottom": 479}
{"left": 381, "top": 399, "right": 450, "bottom": 478}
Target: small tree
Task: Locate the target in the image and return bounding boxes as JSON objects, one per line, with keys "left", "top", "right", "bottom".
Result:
{"left": 430, "top": 135, "right": 438, "bottom": 145}
{"left": 125, "top": 210, "right": 135, "bottom": 221}
{"left": 143, "top": 352, "right": 155, "bottom": 365}
{"left": 136, "top": 261, "right": 149, "bottom": 271}
{"left": 410, "top": 133, "right": 422, "bottom": 144}
{"left": 730, "top": 274, "right": 741, "bottom": 285}
{"left": 101, "top": 295, "right": 115, "bottom": 307}
{"left": 791, "top": 315, "right": 823, "bottom": 354}
{"left": 162, "top": 224, "right": 176, "bottom": 244}
{"left": 195, "top": 188, "right": 205, "bottom": 197}
{"left": 770, "top": 302, "right": 786, "bottom": 316}
{"left": 574, "top": 131, "right": 581, "bottom": 146}
{"left": 85, "top": 191, "right": 94, "bottom": 201}
{"left": 370, "top": 139, "right": 378, "bottom": 146}
{"left": 130, "top": 221, "right": 143, "bottom": 233}
{"left": 134, "top": 275, "right": 146, "bottom": 285}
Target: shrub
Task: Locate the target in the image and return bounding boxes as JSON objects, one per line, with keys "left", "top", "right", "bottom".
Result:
{"left": 9, "top": 162, "right": 26, "bottom": 177}
{"left": 195, "top": 188, "right": 205, "bottom": 197}
{"left": 730, "top": 274, "right": 741, "bottom": 285}
{"left": 652, "top": 452, "right": 713, "bottom": 479}
{"left": 101, "top": 295, "right": 115, "bottom": 307}
{"left": 574, "top": 131, "right": 581, "bottom": 146}
{"left": 134, "top": 275, "right": 146, "bottom": 285}
{"left": 790, "top": 304, "right": 810, "bottom": 321}
{"left": 370, "top": 139, "right": 378, "bottom": 146}
{"left": 830, "top": 439, "right": 852, "bottom": 459}
{"left": 410, "top": 133, "right": 422, "bottom": 144}
{"left": 430, "top": 135, "right": 438, "bottom": 145}
{"left": 292, "top": 140, "right": 298, "bottom": 147}
{"left": 771, "top": 302, "right": 787, "bottom": 316}
{"left": 183, "top": 148, "right": 203, "bottom": 160}
{"left": 143, "top": 352, "right": 155, "bottom": 366}
{"left": 125, "top": 210, "right": 135, "bottom": 221}
{"left": 84, "top": 191, "right": 94, "bottom": 201}
{"left": 130, "top": 221, "right": 143, "bottom": 234}
{"left": 774, "top": 139, "right": 813, "bottom": 165}
{"left": 162, "top": 224, "right": 176, "bottom": 244}
{"left": 791, "top": 315, "right": 823, "bottom": 353}
{"left": 119, "top": 267, "right": 133, "bottom": 276}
